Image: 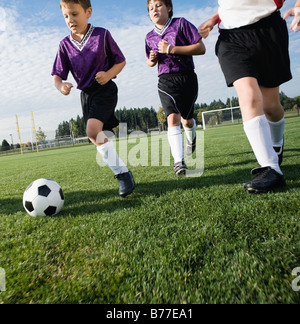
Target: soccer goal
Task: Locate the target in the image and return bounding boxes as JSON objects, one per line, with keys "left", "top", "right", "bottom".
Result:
{"left": 202, "top": 106, "right": 242, "bottom": 130}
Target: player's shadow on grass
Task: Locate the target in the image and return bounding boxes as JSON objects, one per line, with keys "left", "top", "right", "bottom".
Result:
{"left": 136, "top": 168, "right": 250, "bottom": 196}
{"left": 59, "top": 169, "right": 260, "bottom": 217}
{"left": 60, "top": 189, "right": 143, "bottom": 217}
{"left": 0, "top": 198, "right": 23, "bottom": 215}
{"left": 284, "top": 148, "right": 300, "bottom": 160}
{"left": 281, "top": 163, "right": 300, "bottom": 189}
{"left": 59, "top": 162, "right": 300, "bottom": 217}
{"left": 205, "top": 151, "right": 257, "bottom": 170}
{"left": 135, "top": 162, "right": 300, "bottom": 197}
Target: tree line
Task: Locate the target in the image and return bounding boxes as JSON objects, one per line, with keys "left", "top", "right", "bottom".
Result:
{"left": 55, "top": 92, "right": 299, "bottom": 138}
{"left": 1, "top": 92, "right": 299, "bottom": 151}
{"left": 55, "top": 107, "right": 160, "bottom": 138}
{"left": 55, "top": 100, "right": 241, "bottom": 137}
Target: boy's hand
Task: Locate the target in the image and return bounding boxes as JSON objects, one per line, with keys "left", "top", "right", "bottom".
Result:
{"left": 198, "top": 14, "right": 219, "bottom": 38}
{"left": 95, "top": 71, "right": 111, "bottom": 85}
{"left": 60, "top": 83, "right": 73, "bottom": 96}
{"left": 158, "top": 40, "right": 171, "bottom": 54}
{"left": 284, "top": 7, "right": 300, "bottom": 32}
{"left": 149, "top": 50, "right": 159, "bottom": 63}
{"left": 198, "top": 20, "right": 215, "bottom": 39}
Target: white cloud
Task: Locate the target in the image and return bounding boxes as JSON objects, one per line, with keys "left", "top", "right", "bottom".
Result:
{"left": 0, "top": 7, "right": 6, "bottom": 31}
{"left": 0, "top": 4, "right": 299, "bottom": 143}
{"left": 0, "top": 7, "right": 80, "bottom": 142}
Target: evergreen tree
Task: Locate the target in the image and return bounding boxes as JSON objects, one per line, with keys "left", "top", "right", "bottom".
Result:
{"left": 1, "top": 140, "right": 10, "bottom": 151}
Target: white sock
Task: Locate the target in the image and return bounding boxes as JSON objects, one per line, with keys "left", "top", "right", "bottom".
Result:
{"left": 168, "top": 126, "right": 184, "bottom": 164}
{"left": 244, "top": 115, "right": 282, "bottom": 175}
{"left": 183, "top": 119, "right": 196, "bottom": 144}
{"left": 268, "top": 117, "right": 285, "bottom": 147}
{"left": 97, "top": 141, "right": 129, "bottom": 176}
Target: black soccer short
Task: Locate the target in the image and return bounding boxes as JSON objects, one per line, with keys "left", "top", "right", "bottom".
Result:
{"left": 81, "top": 81, "right": 119, "bottom": 131}
{"left": 158, "top": 72, "right": 198, "bottom": 120}
{"left": 216, "top": 11, "right": 292, "bottom": 88}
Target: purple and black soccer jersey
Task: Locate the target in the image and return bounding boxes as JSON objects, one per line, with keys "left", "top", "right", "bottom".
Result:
{"left": 145, "top": 18, "right": 202, "bottom": 76}
{"left": 52, "top": 25, "right": 126, "bottom": 90}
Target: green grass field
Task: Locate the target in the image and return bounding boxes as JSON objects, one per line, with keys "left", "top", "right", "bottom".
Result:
{"left": 0, "top": 118, "right": 299, "bottom": 304}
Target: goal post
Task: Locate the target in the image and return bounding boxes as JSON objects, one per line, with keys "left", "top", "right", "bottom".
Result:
{"left": 202, "top": 106, "right": 242, "bottom": 130}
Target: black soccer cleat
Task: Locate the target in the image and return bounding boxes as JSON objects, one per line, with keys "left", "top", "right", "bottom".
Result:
{"left": 186, "top": 135, "right": 196, "bottom": 156}
{"left": 115, "top": 171, "right": 135, "bottom": 198}
{"left": 273, "top": 138, "right": 284, "bottom": 166}
{"left": 244, "top": 167, "right": 286, "bottom": 194}
{"left": 173, "top": 161, "right": 188, "bottom": 176}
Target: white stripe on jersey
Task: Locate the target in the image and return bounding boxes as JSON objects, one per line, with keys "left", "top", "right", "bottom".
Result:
{"left": 218, "top": 0, "right": 285, "bottom": 29}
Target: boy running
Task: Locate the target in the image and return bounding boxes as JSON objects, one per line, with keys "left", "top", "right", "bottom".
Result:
{"left": 52, "top": 0, "right": 135, "bottom": 198}
{"left": 146, "top": 0, "right": 206, "bottom": 175}
{"left": 198, "top": 0, "right": 298, "bottom": 194}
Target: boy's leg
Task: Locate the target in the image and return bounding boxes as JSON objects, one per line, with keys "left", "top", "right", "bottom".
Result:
{"left": 168, "top": 113, "right": 187, "bottom": 175}
{"left": 261, "top": 86, "right": 284, "bottom": 122}
{"left": 87, "top": 118, "right": 127, "bottom": 174}
{"left": 168, "top": 113, "right": 183, "bottom": 164}
{"left": 234, "top": 77, "right": 285, "bottom": 193}
{"left": 261, "top": 86, "right": 285, "bottom": 165}
{"left": 182, "top": 118, "right": 197, "bottom": 156}
{"left": 87, "top": 118, "right": 134, "bottom": 197}
{"left": 86, "top": 118, "right": 107, "bottom": 146}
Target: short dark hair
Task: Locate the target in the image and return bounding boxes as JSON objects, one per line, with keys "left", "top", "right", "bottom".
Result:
{"left": 60, "top": 0, "right": 92, "bottom": 11}
{"left": 147, "top": 0, "right": 173, "bottom": 18}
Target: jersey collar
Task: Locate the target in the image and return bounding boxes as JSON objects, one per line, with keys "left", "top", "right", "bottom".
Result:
{"left": 70, "top": 24, "right": 95, "bottom": 51}
{"left": 154, "top": 18, "right": 172, "bottom": 36}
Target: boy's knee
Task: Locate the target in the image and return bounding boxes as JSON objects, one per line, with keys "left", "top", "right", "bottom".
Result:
{"left": 234, "top": 78, "right": 263, "bottom": 110}
{"left": 264, "top": 103, "right": 283, "bottom": 114}
{"left": 244, "top": 92, "right": 263, "bottom": 109}
{"left": 263, "top": 103, "right": 284, "bottom": 121}
{"left": 86, "top": 130, "right": 107, "bottom": 146}
{"left": 263, "top": 97, "right": 283, "bottom": 114}
{"left": 181, "top": 119, "right": 193, "bottom": 128}
{"left": 168, "top": 113, "right": 181, "bottom": 127}
{"left": 86, "top": 129, "right": 96, "bottom": 141}
{"left": 94, "top": 131, "right": 109, "bottom": 145}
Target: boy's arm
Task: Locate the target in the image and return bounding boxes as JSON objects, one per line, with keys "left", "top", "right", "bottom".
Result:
{"left": 158, "top": 39, "right": 206, "bottom": 56}
{"left": 53, "top": 75, "right": 73, "bottom": 96}
{"left": 95, "top": 61, "right": 126, "bottom": 85}
{"left": 147, "top": 50, "right": 159, "bottom": 67}
{"left": 283, "top": 0, "right": 300, "bottom": 32}
{"left": 198, "top": 13, "right": 219, "bottom": 39}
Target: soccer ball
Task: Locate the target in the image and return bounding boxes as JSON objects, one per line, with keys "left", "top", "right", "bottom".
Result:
{"left": 23, "top": 179, "right": 65, "bottom": 217}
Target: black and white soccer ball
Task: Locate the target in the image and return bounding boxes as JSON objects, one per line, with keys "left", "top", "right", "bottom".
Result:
{"left": 23, "top": 179, "right": 65, "bottom": 217}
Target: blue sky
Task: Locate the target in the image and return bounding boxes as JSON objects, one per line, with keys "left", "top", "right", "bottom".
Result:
{"left": 0, "top": 0, "right": 299, "bottom": 142}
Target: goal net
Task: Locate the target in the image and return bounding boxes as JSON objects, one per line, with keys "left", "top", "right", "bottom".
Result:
{"left": 202, "top": 106, "right": 242, "bottom": 130}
